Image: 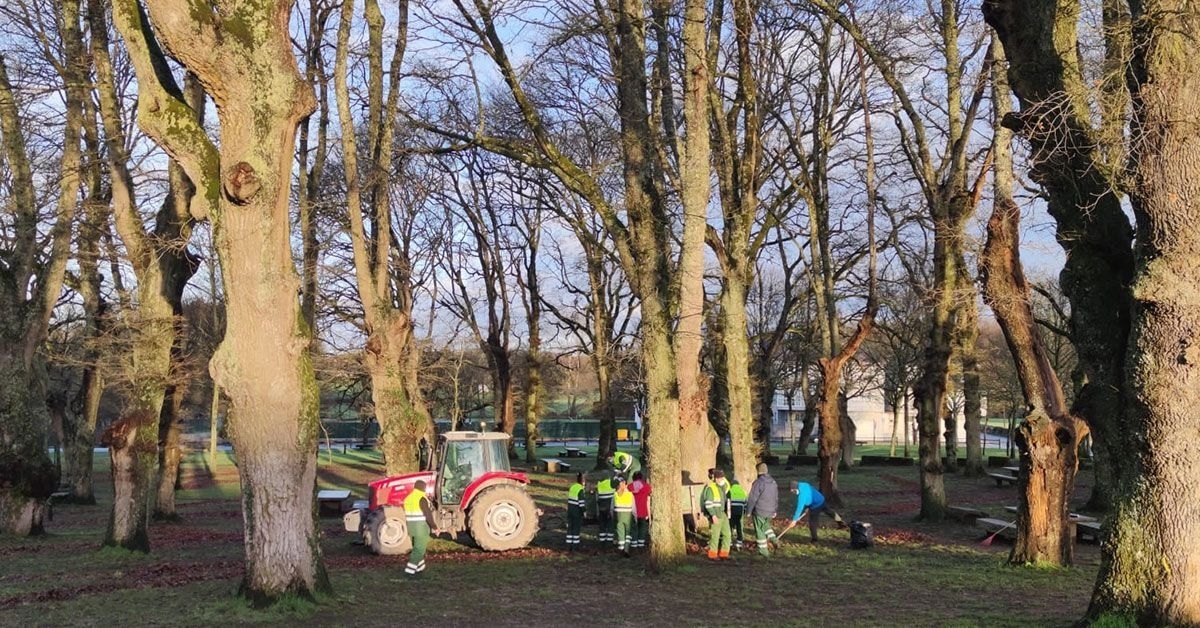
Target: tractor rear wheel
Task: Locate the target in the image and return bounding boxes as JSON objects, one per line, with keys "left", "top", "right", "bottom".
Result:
{"left": 368, "top": 505, "right": 412, "bottom": 555}
{"left": 468, "top": 484, "right": 539, "bottom": 551}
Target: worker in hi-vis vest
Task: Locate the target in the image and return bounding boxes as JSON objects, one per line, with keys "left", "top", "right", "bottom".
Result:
{"left": 595, "top": 475, "right": 615, "bottom": 543}
{"left": 702, "top": 468, "right": 732, "bottom": 560}
{"left": 566, "top": 473, "right": 586, "bottom": 550}
{"left": 613, "top": 475, "right": 635, "bottom": 557}
{"left": 404, "top": 479, "right": 439, "bottom": 576}
{"left": 728, "top": 479, "right": 748, "bottom": 551}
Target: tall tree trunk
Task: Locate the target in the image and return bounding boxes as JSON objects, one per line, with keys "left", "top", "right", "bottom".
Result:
{"left": 980, "top": 38, "right": 1082, "bottom": 566}
{"left": 914, "top": 258, "right": 952, "bottom": 521}
{"left": 64, "top": 107, "right": 109, "bottom": 505}
{"left": 90, "top": 0, "right": 199, "bottom": 540}
{"left": 959, "top": 263, "right": 984, "bottom": 476}
{"left": 719, "top": 278, "right": 758, "bottom": 484}
{"left": 151, "top": 76, "right": 205, "bottom": 520}
{"left": 980, "top": 0, "right": 1200, "bottom": 618}
{"left": 334, "top": 0, "right": 432, "bottom": 475}
{"left": 798, "top": 381, "right": 817, "bottom": 456}
{"left": 837, "top": 391, "right": 856, "bottom": 468}
{"left": 913, "top": 189, "right": 972, "bottom": 521}
{"left": 674, "top": 0, "right": 718, "bottom": 486}
{"left": 593, "top": 340, "right": 616, "bottom": 470}
{"left": 1096, "top": 0, "right": 1200, "bottom": 616}
{"left": 65, "top": 367, "right": 102, "bottom": 503}
{"left": 520, "top": 204, "right": 544, "bottom": 464}
{"left": 815, "top": 359, "right": 843, "bottom": 501}
{"left": 297, "top": 0, "right": 331, "bottom": 335}
{"left": 889, "top": 392, "right": 901, "bottom": 457}
{"left": 751, "top": 358, "right": 779, "bottom": 458}
{"left": 706, "top": 0, "right": 764, "bottom": 486}
{"left": 0, "top": 23, "right": 80, "bottom": 535}
{"left": 943, "top": 401, "right": 958, "bottom": 472}
{"left": 113, "top": 0, "right": 328, "bottom": 601}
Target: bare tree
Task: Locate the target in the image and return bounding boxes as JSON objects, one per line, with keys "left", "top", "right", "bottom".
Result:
{"left": 540, "top": 190, "right": 638, "bottom": 470}
{"left": 421, "top": 0, "right": 711, "bottom": 564}
{"left": 807, "top": 0, "right": 991, "bottom": 520}
{"left": 761, "top": 8, "right": 877, "bottom": 502}
{"left": 978, "top": 36, "right": 1081, "bottom": 566}
{"left": 83, "top": 0, "right": 204, "bottom": 535}
{"left": 512, "top": 182, "right": 547, "bottom": 461}
{"left": 334, "top": 0, "right": 433, "bottom": 475}
{"left": 0, "top": 2, "right": 83, "bottom": 535}
{"left": 985, "top": 0, "right": 1200, "bottom": 618}
{"left": 434, "top": 149, "right": 519, "bottom": 450}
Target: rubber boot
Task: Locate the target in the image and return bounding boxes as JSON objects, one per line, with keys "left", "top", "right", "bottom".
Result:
{"left": 718, "top": 549, "right": 731, "bottom": 560}
{"left": 707, "top": 549, "right": 719, "bottom": 561}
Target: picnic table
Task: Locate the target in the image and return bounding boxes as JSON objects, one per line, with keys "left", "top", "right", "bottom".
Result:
{"left": 987, "top": 471, "right": 1018, "bottom": 487}
{"left": 317, "top": 489, "right": 352, "bottom": 516}
{"left": 1076, "top": 520, "right": 1103, "bottom": 543}
{"left": 537, "top": 458, "right": 571, "bottom": 473}
{"left": 558, "top": 447, "right": 587, "bottom": 458}
{"left": 1003, "top": 505, "right": 1097, "bottom": 523}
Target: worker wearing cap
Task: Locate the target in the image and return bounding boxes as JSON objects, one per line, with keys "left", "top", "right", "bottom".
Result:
{"left": 404, "top": 479, "right": 439, "bottom": 576}
{"left": 611, "top": 450, "right": 641, "bottom": 478}
{"left": 701, "top": 468, "right": 732, "bottom": 560}
{"left": 728, "top": 478, "right": 748, "bottom": 551}
{"left": 745, "top": 462, "right": 780, "bottom": 557}
{"left": 595, "top": 475, "right": 615, "bottom": 543}
{"left": 566, "top": 473, "right": 586, "bottom": 551}
{"left": 612, "top": 475, "right": 635, "bottom": 557}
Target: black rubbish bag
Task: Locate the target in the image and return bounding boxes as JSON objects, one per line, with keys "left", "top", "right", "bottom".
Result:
{"left": 849, "top": 520, "right": 874, "bottom": 549}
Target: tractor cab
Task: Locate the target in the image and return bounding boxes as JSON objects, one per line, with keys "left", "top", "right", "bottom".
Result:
{"left": 346, "top": 431, "right": 539, "bottom": 555}
{"left": 433, "top": 432, "right": 511, "bottom": 507}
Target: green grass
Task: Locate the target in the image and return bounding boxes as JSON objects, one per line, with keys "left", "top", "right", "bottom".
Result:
{"left": 0, "top": 451, "right": 1101, "bottom": 627}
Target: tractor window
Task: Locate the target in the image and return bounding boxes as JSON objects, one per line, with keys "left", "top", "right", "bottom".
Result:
{"left": 440, "top": 441, "right": 484, "bottom": 505}
{"left": 485, "top": 439, "right": 510, "bottom": 472}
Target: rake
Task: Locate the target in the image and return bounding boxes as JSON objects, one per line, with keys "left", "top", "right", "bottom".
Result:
{"left": 776, "top": 511, "right": 808, "bottom": 541}
{"left": 980, "top": 520, "right": 1016, "bottom": 546}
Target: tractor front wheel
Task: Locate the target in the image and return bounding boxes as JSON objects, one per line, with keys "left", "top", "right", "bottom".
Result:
{"left": 468, "top": 484, "right": 539, "bottom": 551}
{"left": 368, "top": 505, "right": 412, "bottom": 555}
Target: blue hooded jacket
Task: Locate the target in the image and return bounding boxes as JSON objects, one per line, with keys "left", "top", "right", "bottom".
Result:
{"left": 792, "top": 482, "right": 825, "bottom": 521}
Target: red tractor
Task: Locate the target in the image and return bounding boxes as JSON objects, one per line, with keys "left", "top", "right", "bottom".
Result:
{"left": 343, "top": 431, "right": 540, "bottom": 554}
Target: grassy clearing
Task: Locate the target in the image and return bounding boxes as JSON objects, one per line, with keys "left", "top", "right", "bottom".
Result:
{"left": 0, "top": 449, "right": 1099, "bottom": 627}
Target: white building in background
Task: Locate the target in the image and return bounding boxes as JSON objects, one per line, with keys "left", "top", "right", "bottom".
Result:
{"left": 770, "top": 387, "right": 986, "bottom": 446}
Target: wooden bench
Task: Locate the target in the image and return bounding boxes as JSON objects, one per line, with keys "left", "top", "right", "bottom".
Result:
{"left": 1005, "top": 505, "right": 1096, "bottom": 521}
{"left": 537, "top": 458, "right": 571, "bottom": 473}
{"left": 976, "top": 517, "right": 1017, "bottom": 540}
{"left": 947, "top": 506, "right": 989, "bottom": 523}
{"left": 1076, "top": 520, "right": 1103, "bottom": 543}
{"left": 565, "top": 448, "right": 586, "bottom": 458}
{"left": 987, "top": 472, "right": 1018, "bottom": 487}
{"left": 317, "top": 489, "right": 352, "bottom": 516}
{"left": 536, "top": 440, "right": 548, "bottom": 448}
